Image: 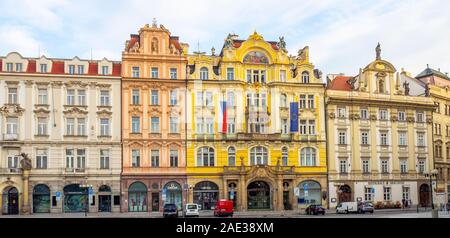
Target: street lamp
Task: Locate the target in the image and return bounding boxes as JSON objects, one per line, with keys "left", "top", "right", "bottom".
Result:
{"left": 423, "top": 169, "right": 439, "bottom": 218}
{"left": 79, "top": 183, "right": 93, "bottom": 217}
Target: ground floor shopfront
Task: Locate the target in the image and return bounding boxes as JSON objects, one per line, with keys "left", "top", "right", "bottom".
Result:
{"left": 121, "top": 176, "right": 188, "bottom": 212}
{"left": 328, "top": 179, "right": 432, "bottom": 209}
{"left": 187, "top": 165, "right": 328, "bottom": 211}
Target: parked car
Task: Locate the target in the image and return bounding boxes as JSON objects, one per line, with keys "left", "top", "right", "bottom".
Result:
{"left": 305, "top": 204, "right": 326, "bottom": 215}
{"left": 358, "top": 202, "right": 374, "bottom": 214}
{"left": 213, "top": 199, "right": 234, "bottom": 217}
{"left": 163, "top": 204, "right": 179, "bottom": 218}
{"left": 183, "top": 203, "right": 200, "bottom": 217}
{"left": 336, "top": 202, "right": 359, "bottom": 214}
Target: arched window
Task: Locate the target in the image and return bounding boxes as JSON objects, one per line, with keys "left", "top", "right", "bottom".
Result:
{"left": 300, "top": 147, "right": 317, "bottom": 166}
{"left": 250, "top": 146, "right": 268, "bottom": 165}
{"left": 282, "top": 147, "right": 288, "bottom": 166}
{"left": 228, "top": 147, "right": 236, "bottom": 166}
{"left": 280, "top": 94, "right": 287, "bottom": 108}
{"left": 200, "top": 67, "right": 209, "bottom": 80}
{"left": 301, "top": 71, "right": 310, "bottom": 83}
{"left": 197, "top": 146, "right": 215, "bottom": 167}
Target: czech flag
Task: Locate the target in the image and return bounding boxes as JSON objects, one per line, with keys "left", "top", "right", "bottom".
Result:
{"left": 218, "top": 101, "right": 227, "bottom": 133}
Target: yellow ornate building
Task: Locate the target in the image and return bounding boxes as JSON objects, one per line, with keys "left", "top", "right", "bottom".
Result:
{"left": 326, "top": 45, "right": 436, "bottom": 208}
{"left": 186, "top": 32, "right": 328, "bottom": 211}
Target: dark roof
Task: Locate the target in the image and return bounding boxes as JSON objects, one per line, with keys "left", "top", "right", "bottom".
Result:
{"left": 188, "top": 65, "right": 195, "bottom": 74}
{"left": 416, "top": 67, "right": 449, "bottom": 80}
{"left": 213, "top": 66, "right": 220, "bottom": 76}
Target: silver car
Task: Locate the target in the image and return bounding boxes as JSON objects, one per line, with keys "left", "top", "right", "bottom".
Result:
{"left": 358, "top": 202, "right": 374, "bottom": 214}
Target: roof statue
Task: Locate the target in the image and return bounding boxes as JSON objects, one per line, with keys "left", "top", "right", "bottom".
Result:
{"left": 376, "top": 43, "right": 381, "bottom": 60}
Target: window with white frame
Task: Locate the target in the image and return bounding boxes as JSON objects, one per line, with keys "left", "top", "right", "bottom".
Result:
{"left": 280, "top": 94, "right": 287, "bottom": 108}
{"left": 37, "top": 117, "right": 47, "bottom": 135}
{"left": 196, "top": 118, "right": 204, "bottom": 134}
{"left": 282, "top": 147, "right": 288, "bottom": 166}
{"left": 360, "top": 108, "right": 369, "bottom": 120}
{"left": 100, "top": 118, "right": 110, "bottom": 136}
{"left": 8, "top": 88, "right": 18, "bottom": 104}
{"left": 300, "top": 120, "right": 307, "bottom": 135}
{"left": 66, "top": 89, "right": 75, "bottom": 105}
{"left": 380, "top": 131, "right": 388, "bottom": 145}
{"left": 307, "top": 95, "right": 315, "bottom": 109}
{"left": 7, "top": 154, "right": 19, "bottom": 168}
{"left": 76, "top": 149, "right": 86, "bottom": 169}
{"left": 337, "top": 107, "right": 346, "bottom": 118}
{"left": 338, "top": 131, "right": 347, "bottom": 145}
{"left": 131, "top": 149, "right": 140, "bottom": 167}
{"left": 383, "top": 187, "right": 392, "bottom": 201}
{"left": 151, "top": 67, "right": 158, "bottom": 78}
{"left": 250, "top": 146, "right": 269, "bottom": 165}
{"left": 398, "top": 111, "right": 406, "bottom": 121}
{"left": 68, "top": 65, "right": 75, "bottom": 74}
{"left": 170, "top": 150, "right": 178, "bottom": 167}
{"left": 227, "top": 91, "right": 235, "bottom": 107}
{"left": 66, "top": 118, "right": 75, "bottom": 135}
{"left": 227, "top": 118, "right": 235, "bottom": 134}
{"left": 365, "top": 187, "right": 374, "bottom": 201}
{"left": 77, "top": 118, "right": 86, "bottom": 136}
{"left": 36, "top": 149, "right": 48, "bottom": 169}
{"left": 416, "top": 111, "right": 425, "bottom": 123}
{"left": 379, "top": 109, "right": 388, "bottom": 120}
{"left": 6, "top": 63, "right": 13, "bottom": 72}
{"left": 280, "top": 70, "right": 286, "bottom": 82}
{"left": 77, "top": 65, "right": 84, "bottom": 74}
{"left": 417, "top": 132, "right": 425, "bottom": 147}
{"left": 301, "top": 71, "right": 309, "bottom": 83}
{"left": 132, "top": 89, "right": 140, "bottom": 105}
{"left": 77, "top": 89, "right": 86, "bottom": 105}
{"left": 400, "top": 159, "right": 408, "bottom": 173}
{"left": 361, "top": 131, "right": 369, "bottom": 145}
{"left": 131, "top": 116, "right": 140, "bottom": 133}
{"left": 381, "top": 159, "right": 389, "bottom": 173}
{"left": 151, "top": 90, "right": 159, "bottom": 105}
{"left": 6, "top": 117, "right": 18, "bottom": 136}
{"left": 100, "top": 149, "right": 110, "bottom": 169}
{"left": 66, "top": 149, "right": 74, "bottom": 169}
{"left": 200, "top": 67, "right": 209, "bottom": 80}
{"left": 38, "top": 88, "right": 48, "bottom": 105}
{"left": 206, "top": 117, "right": 214, "bottom": 134}
{"left": 281, "top": 119, "right": 288, "bottom": 134}
{"left": 132, "top": 66, "right": 140, "bottom": 78}
{"left": 300, "top": 147, "right": 316, "bottom": 166}
{"left": 151, "top": 150, "right": 159, "bottom": 167}
{"left": 339, "top": 159, "right": 348, "bottom": 173}
{"left": 418, "top": 159, "right": 426, "bottom": 174}
{"left": 402, "top": 187, "right": 410, "bottom": 201}
{"left": 362, "top": 159, "right": 370, "bottom": 173}
{"left": 170, "top": 117, "right": 178, "bottom": 133}
{"left": 170, "top": 68, "right": 177, "bottom": 79}
{"left": 196, "top": 92, "right": 203, "bottom": 106}
{"left": 151, "top": 117, "right": 160, "bottom": 133}
{"left": 169, "top": 90, "right": 177, "bottom": 105}
{"left": 102, "top": 66, "right": 109, "bottom": 75}
{"left": 227, "top": 68, "right": 234, "bottom": 80}
{"left": 205, "top": 92, "right": 213, "bottom": 107}
{"left": 308, "top": 120, "right": 316, "bottom": 135}
{"left": 16, "top": 63, "right": 22, "bottom": 72}
{"left": 399, "top": 131, "right": 407, "bottom": 146}
{"left": 100, "top": 90, "right": 110, "bottom": 106}
{"left": 299, "top": 95, "right": 306, "bottom": 108}
{"left": 197, "top": 146, "right": 215, "bottom": 167}
{"left": 228, "top": 147, "right": 236, "bottom": 166}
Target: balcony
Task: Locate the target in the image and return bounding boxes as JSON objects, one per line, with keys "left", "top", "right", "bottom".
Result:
{"left": 3, "top": 133, "right": 19, "bottom": 141}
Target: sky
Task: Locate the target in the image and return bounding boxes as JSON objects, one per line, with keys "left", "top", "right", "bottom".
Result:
{"left": 1, "top": 0, "right": 449, "bottom": 77}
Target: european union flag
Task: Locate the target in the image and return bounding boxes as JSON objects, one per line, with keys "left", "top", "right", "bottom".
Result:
{"left": 290, "top": 102, "right": 298, "bottom": 132}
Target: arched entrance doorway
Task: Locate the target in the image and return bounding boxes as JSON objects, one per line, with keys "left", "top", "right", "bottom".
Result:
{"left": 128, "top": 182, "right": 147, "bottom": 212}
{"left": 63, "top": 184, "right": 88, "bottom": 213}
{"left": 163, "top": 181, "right": 182, "bottom": 210}
{"left": 33, "top": 184, "right": 50, "bottom": 213}
{"left": 98, "top": 185, "right": 111, "bottom": 212}
{"left": 419, "top": 184, "right": 430, "bottom": 207}
{"left": 247, "top": 181, "right": 272, "bottom": 210}
{"left": 194, "top": 181, "right": 219, "bottom": 210}
{"left": 298, "top": 181, "right": 322, "bottom": 206}
{"left": 2, "top": 187, "right": 19, "bottom": 215}
{"left": 338, "top": 185, "right": 352, "bottom": 203}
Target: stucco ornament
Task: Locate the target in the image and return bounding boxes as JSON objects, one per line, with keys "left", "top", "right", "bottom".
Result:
{"left": 20, "top": 153, "right": 32, "bottom": 171}
{"left": 130, "top": 41, "right": 140, "bottom": 53}
{"left": 224, "top": 34, "right": 234, "bottom": 49}
{"left": 403, "top": 81, "right": 410, "bottom": 95}
{"left": 277, "top": 36, "right": 287, "bottom": 52}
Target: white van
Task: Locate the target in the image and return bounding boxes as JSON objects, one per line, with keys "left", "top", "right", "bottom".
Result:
{"left": 336, "top": 202, "right": 359, "bottom": 214}
{"left": 183, "top": 203, "right": 200, "bottom": 217}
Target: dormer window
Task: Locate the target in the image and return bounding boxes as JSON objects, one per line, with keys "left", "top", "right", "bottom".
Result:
{"left": 77, "top": 65, "right": 84, "bottom": 74}
{"left": 301, "top": 71, "right": 310, "bottom": 83}
{"left": 15, "top": 63, "right": 23, "bottom": 72}
{"left": 40, "top": 64, "right": 48, "bottom": 73}
{"left": 200, "top": 67, "right": 208, "bottom": 80}
{"left": 102, "top": 66, "right": 109, "bottom": 75}
{"left": 69, "top": 65, "right": 75, "bottom": 74}
{"left": 6, "top": 63, "right": 13, "bottom": 72}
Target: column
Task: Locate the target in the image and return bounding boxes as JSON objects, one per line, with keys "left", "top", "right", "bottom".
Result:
{"left": 240, "top": 175, "right": 246, "bottom": 211}
{"left": 22, "top": 170, "right": 30, "bottom": 214}
{"left": 276, "top": 177, "right": 283, "bottom": 211}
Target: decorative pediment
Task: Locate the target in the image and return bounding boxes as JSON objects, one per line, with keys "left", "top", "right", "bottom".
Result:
{"left": 97, "top": 109, "right": 113, "bottom": 117}
{"left": 149, "top": 106, "right": 162, "bottom": 114}
{"left": 129, "top": 106, "right": 143, "bottom": 114}
{"left": 0, "top": 104, "right": 25, "bottom": 116}
{"left": 63, "top": 107, "right": 88, "bottom": 115}
{"left": 33, "top": 107, "right": 51, "bottom": 114}
{"left": 406, "top": 116, "right": 415, "bottom": 123}
{"left": 64, "top": 81, "right": 89, "bottom": 88}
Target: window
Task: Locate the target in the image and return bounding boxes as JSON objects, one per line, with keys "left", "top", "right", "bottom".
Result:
{"left": 339, "top": 160, "right": 348, "bottom": 173}
{"left": 37, "top": 117, "right": 47, "bottom": 135}
{"left": 151, "top": 150, "right": 159, "bottom": 167}
{"left": 66, "top": 149, "right": 74, "bottom": 169}
{"left": 151, "top": 67, "right": 158, "bottom": 78}
{"left": 170, "top": 68, "right": 177, "bottom": 79}
{"left": 196, "top": 118, "right": 204, "bottom": 134}
{"left": 246, "top": 70, "right": 252, "bottom": 83}
{"left": 100, "top": 149, "right": 110, "bottom": 169}
{"left": 16, "top": 63, "right": 23, "bottom": 72}
{"left": 205, "top": 92, "right": 213, "bottom": 107}
{"left": 379, "top": 109, "right": 388, "bottom": 120}
{"left": 365, "top": 187, "right": 374, "bottom": 201}
{"left": 362, "top": 159, "right": 370, "bottom": 173}
{"left": 418, "top": 159, "right": 426, "bottom": 174}
{"left": 338, "top": 131, "right": 347, "bottom": 145}
{"left": 227, "top": 118, "right": 235, "bottom": 134}
{"left": 299, "top": 95, "right": 306, "bottom": 108}
{"left": 383, "top": 187, "right": 392, "bottom": 201}
{"left": 77, "top": 118, "right": 86, "bottom": 136}
{"left": 169, "top": 90, "right": 177, "bottom": 105}
{"left": 400, "top": 159, "right": 408, "bottom": 173}
{"left": 380, "top": 132, "right": 388, "bottom": 145}
{"left": 337, "top": 107, "right": 346, "bottom": 118}
{"left": 206, "top": 118, "right": 214, "bottom": 134}
{"left": 308, "top": 120, "right": 316, "bottom": 135}
{"left": 8, "top": 88, "right": 17, "bottom": 104}
{"left": 227, "top": 92, "right": 235, "bottom": 107}
{"left": 228, "top": 147, "right": 236, "bottom": 166}
{"left": 102, "top": 66, "right": 109, "bottom": 75}
{"left": 132, "top": 149, "right": 140, "bottom": 167}
{"left": 170, "top": 117, "right": 178, "bottom": 133}
{"left": 36, "top": 150, "right": 48, "bottom": 169}
{"left": 280, "top": 70, "right": 286, "bottom": 82}
{"left": 196, "top": 92, "right": 203, "bottom": 106}
{"left": 100, "top": 118, "right": 110, "bottom": 136}
{"left": 197, "top": 147, "right": 215, "bottom": 167}
{"left": 69, "top": 65, "right": 75, "bottom": 74}
{"left": 300, "top": 120, "right": 307, "bottom": 135}
{"left": 280, "top": 94, "right": 287, "bottom": 108}
{"left": 435, "top": 144, "right": 442, "bottom": 158}
{"left": 170, "top": 150, "right": 178, "bottom": 167}
{"left": 402, "top": 187, "right": 410, "bottom": 201}
{"left": 67, "top": 89, "right": 75, "bottom": 105}
{"left": 416, "top": 112, "right": 424, "bottom": 123}
{"left": 281, "top": 119, "right": 288, "bottom": 134}
{"left": 77, "top": 90, "right": 86, "bottom": 105}
{"left": 381, "top": 159, "right": 389, "bottom": 173}
{"left": 132, "top": 67, "right": 140, "bottom": 78}
{"left": 100, "top": 90, "right": 110, "bottom": 106}
{"left": 7, "top": 155, "right": 19, "bottom": 168}
{"left": 66, "top": 118, "right": 75, "bottom": 135}
{"left": 6, "top": 63, "right": 13, "bottom": 72}
{"left": 151, "top": 90, "right": 159, "bottom": 105}
{"left": 200, "top": 67, "right": 208, "bottom": 80}
{"left": 76, "top": 149, "right": 86, "bottom": 169}
{"left": 250, "top": 146, "right": 269, "bottom": 165}
{"left": 398, "top": 111, "right": 405, "bottom": 121}
{"left": 151, "top": 117, "right": 160, "bottom": 133}
{"left": 360, "top": 109, "right": 368, "bottom": 120}
{"left": 307, "top": 95, "right": 315, "bottom": 109}
{"left": 131, "top": 116, "right": 140, "bottom": 133}
{"left": 38, "top": 89, "right": 48, "bottom": 104}
{"left": 77, "top": 65, "right": 84, "bottom": 74}
{"left": 282, "top": 147, "right": 288, "bottom": 166}
{"left": 227, "top": 68, "right": 234, "bottom": 80}
{"left": 301, "top": 71, "right": 310, "bottom": 83}
{"left": 399, "top": 132, "right": 407, "bottom": 146}
{"left": 417, "top": 132, "right": 425, "bottom": 147}
{"left": 132, "top": 89, "right": 140, "bottom": 105}
{"left": 300, "top": 147, "right": 316, "bottom": 166}
{"left": 361, "top": 131, "right": 369, "bottom": 145}
{"left": 6, "top": 117, "right": 18, "bottom": 135}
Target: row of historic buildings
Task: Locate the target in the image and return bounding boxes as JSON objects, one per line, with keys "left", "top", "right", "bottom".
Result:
{"left": 1, "top": 22, "right": 448, "bottom": 215}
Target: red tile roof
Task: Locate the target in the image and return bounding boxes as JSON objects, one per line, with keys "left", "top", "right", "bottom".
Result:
{"left": 169, "top": 36, "right": 182, "bottom": 52}
{"left": 112, "top": 63, "right": 121, "bottom": 76}
{"left": 51, "top": 61, "right": 65, "bottom": 74}
{"left": 88, "top": 62, "right": 98, "bottom": 75}
{"left": 26, "top": 60, "right": 36, "bottom": 73}
{"left": 0, "top": 59, "right": 3, "bottom": 71}
{"left": 328, "top": 76, "right": 353, "bottom": 91}
{"left": 127, "top": 34, "right": 140, "bottom": 50}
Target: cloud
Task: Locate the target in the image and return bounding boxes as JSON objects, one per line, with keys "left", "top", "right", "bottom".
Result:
{"left": 0, "top": 25, "right": 45, "bottom": 57}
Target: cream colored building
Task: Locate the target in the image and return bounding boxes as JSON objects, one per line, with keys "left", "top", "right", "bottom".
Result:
{"left": 0, "top": 52, "right": 122, "bottom": 214}
{"left": 326, "top": 45, "right": 435, "bottom": 208}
